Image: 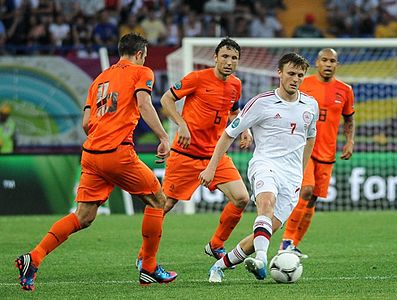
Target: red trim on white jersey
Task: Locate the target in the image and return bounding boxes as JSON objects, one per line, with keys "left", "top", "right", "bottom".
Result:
{"left": 241, "top": 91, "right": 275, "bottom": 116}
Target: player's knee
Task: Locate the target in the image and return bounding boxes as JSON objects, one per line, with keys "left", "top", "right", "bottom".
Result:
{"left": 300, "top": 186, "right": 314, "bottom": 200}
{"left": 230, "top": 192, "right": 250, "bottom": 209}
{"left": 78, "top": 215, "right": 96, "bottom": 229}
{"left": 164, "top": 197, "right": 177, "bottom": 214}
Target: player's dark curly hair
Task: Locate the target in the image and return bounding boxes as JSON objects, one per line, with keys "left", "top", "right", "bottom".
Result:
{"left": 278, "top": 52, "right": 310, "bottom": 71}
{"left": 118, "top": 33, "right": 148, "bottom": 57}
{"left": 215, "top": 37, "right": 241, "bottom": 59}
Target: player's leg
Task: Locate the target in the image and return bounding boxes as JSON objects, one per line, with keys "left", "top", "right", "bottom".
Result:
{"left": 293, "top": 162, "right": 333, "bottom": 247}
{"left": 206, "top": 155, "right": 249, "bottom": 257}
{"left": 136, "top": 190, "right": 177, "bottom": 285}
{"left": 136, "top": 152, "right": 199, "bottom": 265}
{"left": 209, "top": 215, "right": 282, "bottom": 283}
{"left": 16, "top": 151, "right": 110, "bottom": 291}
{"left": 281, "top": 158, "right": 315, "bottom": 247}
{"left": 294, "top": 194, "right": 317, "bottom": 246}
{"left": 206, "top": 179, "right": 248, "bottom": 258}
{"left": 112, "top": 147, "right": 177, "bottom": 284}
{"left": 16, "top": 201, "right": 99, "bottom": 291}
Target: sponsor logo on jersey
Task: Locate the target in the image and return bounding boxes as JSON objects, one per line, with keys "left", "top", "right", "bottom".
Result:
{"left": 302, "top": 111, "right": 312, "bottom": 124}
{"left": 146, "top": 80, "right": 153, "bottom": 88}
{"left": 173, "top": 81, "right": 182, "bottom": 90}
{"left": 231, "top": 117, "right": 240, "bottom": 128}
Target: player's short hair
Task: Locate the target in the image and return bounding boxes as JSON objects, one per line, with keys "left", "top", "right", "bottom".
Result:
{"left": 278, "top": 52, "right": 309, "bottom": 71}
{"left": 317, "top": 48, "right": 338, "bottom": 60}
{"left": 118, "top": 33, "right": 148, "bottom": 57}
{"left": 215, "top": 37, "right": 241, "bottom": 59}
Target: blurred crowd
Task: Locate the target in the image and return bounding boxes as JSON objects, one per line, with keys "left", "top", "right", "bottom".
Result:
{"left": 1, "top": 0, "right": 397, "bottom": 56}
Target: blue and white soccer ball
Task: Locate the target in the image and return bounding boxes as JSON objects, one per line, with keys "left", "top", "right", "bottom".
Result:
{"left": 269, "top": 252, "right": 303, "bottom": 283}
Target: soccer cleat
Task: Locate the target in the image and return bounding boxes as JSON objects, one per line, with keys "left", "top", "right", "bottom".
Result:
{"left": 139, "top": 265, "right": 177, "bottom": 285}
{"left": 204, "top": 242, "right": 226, "bottom": 260}
{"left": 15, "top": 254, "right": 38, "bottom": 291}
{"left": 208, "top": 265, "right": 224, "bottom": 283}
{"left": 135, "top": 258, "right": 142, "bottom": 271}
{"left": 279, "top": 239, "right": 309, "bottom": 259}
{"left": 244, "top": 257, "right": 267, "bottom": 280}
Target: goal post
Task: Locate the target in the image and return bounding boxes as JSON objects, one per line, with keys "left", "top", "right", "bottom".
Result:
{"left": 166, "top": 38, "right": 397, "bottom": 213}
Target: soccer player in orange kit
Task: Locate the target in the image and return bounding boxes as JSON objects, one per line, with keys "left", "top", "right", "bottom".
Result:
{"left": 15, "top": 33, "right": 177, "bottom": 291}
{"left": 280, "top": 48, "right": 355, "bottom": 256}
{"left": 135, "top": 38, "right": 253, "bottom": 269}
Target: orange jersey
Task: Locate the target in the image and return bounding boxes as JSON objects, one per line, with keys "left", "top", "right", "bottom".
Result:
{"left": 300, "top": 75, "right": 354, "bottom": 163}
{"left": 83, "top": 59, "right": 154, "bottom": 152}
{"left": 170, "top": 68, "right": 241, "bottom": 158}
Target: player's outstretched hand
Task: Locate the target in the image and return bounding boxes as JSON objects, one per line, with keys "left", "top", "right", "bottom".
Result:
{"left": 340, "top": 141, "right": 354, "bottom": 160}
{"left": 177, "top": 123, "right": 191, "bottom": 149}
{"left": 240, "top": 129, "right": 253, "bottom": 149}
{"left": 199, "top": 168, "right": 215, "bottom": 187}
{"left": 156, "top": 139, "right": 170, "bottom": 164}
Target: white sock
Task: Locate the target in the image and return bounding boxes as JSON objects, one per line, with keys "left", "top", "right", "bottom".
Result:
{"left": 214, "top": 244, "right": 247, "bottom": 269}
{"left": 253, "top": 215, "right": 272, "bottom": 262}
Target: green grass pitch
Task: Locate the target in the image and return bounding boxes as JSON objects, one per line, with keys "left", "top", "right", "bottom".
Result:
{"left": 1, "top": 211, "right": 397, "bottom": 299}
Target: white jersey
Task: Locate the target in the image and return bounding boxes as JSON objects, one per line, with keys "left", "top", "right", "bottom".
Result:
{"left": 226, "top": 89, "right": 319, "bottom": 181}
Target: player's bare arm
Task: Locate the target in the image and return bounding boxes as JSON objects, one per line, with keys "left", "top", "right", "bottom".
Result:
{"left": 303, "top": 137, "right": 315, "bottom": 172}
{"left": 229, "top": 109, "right": 253, "bottom": 149}
{"left": 82, "top": 107, "right": 91, "bottom": 135}
{"left": 340, "top": 114, "right": 355, "bottom": 160}
{"left": 160, "top": 89, "right": 191, "bottom": 149}
{"left": 199, "top": 131, "right": 235, "bottom": 187}
{"left": 137, "top": 90, "right": 170, "bottom": 162}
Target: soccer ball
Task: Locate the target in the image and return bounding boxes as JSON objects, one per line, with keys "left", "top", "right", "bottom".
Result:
{"left": 269, "top": 252, "right": 303, "bottom": 283}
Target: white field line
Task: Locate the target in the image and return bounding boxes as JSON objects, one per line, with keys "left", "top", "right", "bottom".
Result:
{"left": 1, "top": 275, "right": 397, "bottom": 286}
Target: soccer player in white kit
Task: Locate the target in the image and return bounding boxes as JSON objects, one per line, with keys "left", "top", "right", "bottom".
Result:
{"left": 199, "top": 52, "right": 319, "bottom": 282}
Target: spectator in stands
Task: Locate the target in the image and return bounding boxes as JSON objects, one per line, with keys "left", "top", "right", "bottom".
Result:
{"left": 183, "top": 11, "right": 202, "bottom": 37}
{"left": 380, "top": 0, "right": 397, "bottom": 18}
{"left": 375, "top": 9, "right": 397, "bottom": 37}
{"left": 249, "top": 5, "right": 283, "bottom": 37}
{"left": 2, "top": 0, "right": 30, "bottom": 50}
{"left": 74, "top": 0, "right": 105, "bottom": 18}
{"left": 72, "top": 13, "right": 96, "bottom": 58}
{"left": 326, "top": 0, "right": 356, "bottom": 36}
{"left": 119, "top": 14, "right": 145, "bottom": 39}
{"left": 92, "top": 9, "right": 118, "bottom": 52}
{"left": 140, "top": 8, "right": 166, "bottom": 44}
{"left": 292, "top": 13, "right": 324, "bottom": 38}
{"left": 0, "top": 19, "right": 6, "bottom": 54}
{"left": 26, "top": 15, "right": 52, "bottom": 54}
{"left": 233, "top": 16, "right": 251, "bottom": 37}
{"left": 49, "top": 14, "right": 71, "bottom": 49}
{"left": 164, "top": 14, "right": 181, "bottom": 46}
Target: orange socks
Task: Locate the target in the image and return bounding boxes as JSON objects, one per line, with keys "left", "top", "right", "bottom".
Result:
{"left": 283, "top": 197, "right": 306, "bottom": 241}
{"left": 141, "top": 207, "right": 164, "bottom": 273}
{"left": 210, "top": 202, "right": 244, "bottom": 249}
{"left": 30, "top": 213, "right": 81, "bottom": 267}
{"left": 294, "top": 206, "right": 315, "bottom": 246}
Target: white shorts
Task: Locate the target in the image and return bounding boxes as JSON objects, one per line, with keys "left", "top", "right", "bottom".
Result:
{"left": 248, "top": 166, "right": 302, "bottom": 225}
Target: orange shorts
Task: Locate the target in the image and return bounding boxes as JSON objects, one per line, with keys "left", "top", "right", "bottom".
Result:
{"left": 302, "top": 158, "right": 334, "bottom": 198}
{"left": 163, "top": 151, "right": 241, "bottom": 200}
{"left": 76, "top": 144, "right": 160, "bottom": 203}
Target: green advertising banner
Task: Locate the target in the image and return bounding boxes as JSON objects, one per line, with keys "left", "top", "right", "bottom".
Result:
{"left": 0, "top": 152, "right": 396, "bottom": 215}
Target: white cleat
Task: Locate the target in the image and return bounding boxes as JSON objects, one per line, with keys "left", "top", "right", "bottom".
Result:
{"left": 208, "top": 265, "right": 224, "bottom": 283}
{"left": 244, "top": 257, "right": 267, "bottom": 280}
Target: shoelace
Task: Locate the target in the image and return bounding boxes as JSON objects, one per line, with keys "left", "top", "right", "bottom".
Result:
{"left": 214, "top": 248, "right": 226, "bottom": 255}
{"left": 156, "top": 265, "right": 170, "bottom": 277}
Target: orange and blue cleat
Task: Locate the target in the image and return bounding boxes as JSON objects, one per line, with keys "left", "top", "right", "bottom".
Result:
{"left": 15, "top": 254, "right": 38, "bottom": 291}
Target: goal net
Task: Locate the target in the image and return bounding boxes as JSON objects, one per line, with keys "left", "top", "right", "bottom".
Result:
{"left": 166, "top": 38, "right": 397, "bottom": 213}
